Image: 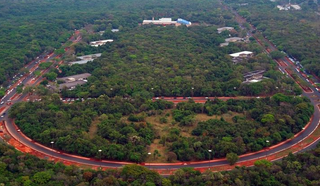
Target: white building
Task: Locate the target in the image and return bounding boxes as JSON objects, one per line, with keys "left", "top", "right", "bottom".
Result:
{"left": 220, "top": 42, "right": 229, "bottom": 47}
{"left": 143, "top": 18, "right": 177, "bottom": 25}
{"left": 229, "top": 51, "right": 253, "bottom": 58}
{"left": 277, "top": 5, "right": 285, "bottom": 10}
{"left": 90, "top": 39, "right": 113, "bottom": 47}
{"left": 217, "top": 27, "right": 234, "bottom": 34}
{"left": 225, "top": 37, "right": 244, "bottom": 43}
{"left": 111, "top": 29, "right": 119, "bottom": 32}
{"left": 291, "top": 4, "right": 301, "bottom": 10}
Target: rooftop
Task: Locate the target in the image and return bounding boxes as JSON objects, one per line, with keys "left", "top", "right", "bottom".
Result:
{"left": 217, "top": 27, "right": 234, "bottom": 33}
{"left": 220, "top": 42, "right": 229, "bottom": 47}
{"left": 57, "top": 80, "right": 88, "bottom": 91}
{"left": 57, "top": 73, "right": 91, "bottom": 82}
{"left": 143, "top": 18, "right": 177, "bottom": 25}
{"left": 90, "top": 40, "right": 113, "bottom": 47}
{"left": 69, "top": 53, "right": 101, "bottom": 65}
{"left": 291, "top": 4, "right": 301, "bottom": 10}
{"left": 225, "top": 37, "right": 244, "bottom": 42}
{"left": 77, "top": 53, "right": 102, "bottom": 60}
{"left": 229, "top": 51, "right": 253, "bottom": 58}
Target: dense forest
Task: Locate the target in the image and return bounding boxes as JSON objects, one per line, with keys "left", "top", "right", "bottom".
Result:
{"left": 169, "top": 94, "right": 313, "bottom": 160}
{"left": 225, "top": 0, "right": 320, "bottom": 77}
{"left": 9, "top": 93, "right": 313, "bottom": 162}
{"left": 5, "top": 0, "right": 313, "bottom": 163}
{"left": 0, "top": 0, "right": 234, "bottom": 87}
{"left": 1, "top": 0, "right": 301, "bottom": 98}
{"left": 56, "top": 25, "right": 301, "bottom": 98}
{"left": 1, "top": 141, "right": 320, "bottom": 185}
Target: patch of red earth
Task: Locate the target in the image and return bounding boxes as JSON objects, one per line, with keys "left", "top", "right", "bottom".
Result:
{"left": 0, "top": 107, "right": 6, "bottom": 114}
{"left": 275, "top": 59, "right": 287, "bottom": 67}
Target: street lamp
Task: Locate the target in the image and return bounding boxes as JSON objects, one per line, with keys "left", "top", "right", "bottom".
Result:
{"left": 147, "top": 152, "right": 152, "bottom": 167}
{"left": 51, "top": 141, "right": 54, "bottom": 149}
{"left": 265, "top": 140, "right": 270, "bottom": 160}
{"left": 17, "top": 129, "right": 20, "bottom": 145}
{"left": 208, "top": 149, "right": 212, "bottom": 160}
{"left": 300, "top": 127, "right": 305, "bottom": 150}
{"left": 191, "top": 87, "right": 194, "bottom": 97}
{"left": 98, "top": 149, "right": 102, "bottom": 161}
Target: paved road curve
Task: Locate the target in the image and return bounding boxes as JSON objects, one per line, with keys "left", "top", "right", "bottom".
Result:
{"left": 0, "top": 18, "right": 320, "bottom": 170}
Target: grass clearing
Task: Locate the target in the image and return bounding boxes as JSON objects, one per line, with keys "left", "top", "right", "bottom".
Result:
{"left": 88, "top": 117, "right": 100, "bottom": 139}
{"left": 121, "top": 110, "right": 245, "bottom": 162}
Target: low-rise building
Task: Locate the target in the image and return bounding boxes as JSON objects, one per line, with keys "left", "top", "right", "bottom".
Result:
{"left": 229, "top": 51, "right": 253, "bottom": 59}
{"left": 177, "top": 18, "right": 192, "bottom": 26}
{"left": 55, "top": 73, "right": 91, "bottom": 91}
{"left": 277, "top": 5, "right": 286, "bottom": 10}
{"left": 291, "top": 4, "right": 301, "bottom": 10}
{"left": 230, "top": 51, "right": 253, "bottom": 64}
{"left": 220, "top": 42, "right": 229, "bottom": 47}
{"left": 143, "top": 18, "right": 177, "bottom": 25}
{"left": 225, "top": 37, "right": 244, "bottom": 43}
{"left": 90, "top": 39, "right": 113, "bottom": 47}
{"left": 217, "top": 27, "right": 234, "bottom": 33}
{"left": 69, "top": 53, "right": 101, "bottom": 65}
{"left": 98, "top": 31, "right": 105, "bottom": 36}
{"left": 142, "top": 17, "right": 191, "bottom": 26}
{"left": 243, "top": 70, "right": 267, "bottom": 83}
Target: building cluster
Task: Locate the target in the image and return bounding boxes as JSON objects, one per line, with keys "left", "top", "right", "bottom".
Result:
{"left": 90, "top": 39, "right": 113, "bottom": 47}
{"left": 142, "top": 18, "right": 192, "bottom": 26}
{"left": 98, "top": 29, "right": 119, "bottom": 36}
{"left": 54, "top": 73, "right": 91, "bottom": 92}
{"left": 243, "top": 70, "right": 267, "bottom": 83}
{"left": 69, "top": 53, "right": 102, "bottom": 65}
{"left": 220, "top": 37, "right": 247, "bottom": 47}
{"left": 229, "top": 51, "right": 253, "bottom": 64}
{"left": 217, "top": 27, "right": 234, "bottom": 34}
{"left": 277, "top": 4, "right": 301, "bottom": 10}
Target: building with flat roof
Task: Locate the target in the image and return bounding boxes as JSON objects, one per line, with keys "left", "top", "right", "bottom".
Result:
{"left": 55, "top": 73, "right": 91, "bottom": 91}
{"left": 230, "top": 51, "right": 253, "bottom": 64}
{"left": 229, "top": 51, "right": 253, "bottom": 58}
{"left": 225, "top": 37, "right": 244, "bottom": 43}
{"left": 69, "top": 53, "right": 102, "bottom": 65}
{"left": 291, "top": 4, "right": 301, "bottom": 10}
{"left": 177, "top": 18, "right": 192, "bottom": 26}
{"left": 243, "top": 70, "right": 268, "bottom": 83}
{"left": 90, "top": 39, "right": 113, "bottom": 47}
{"left": 142, "top": 17, "right": 191, "bottom": 26}
{"left": 217, "top": 27, "right": 234, "bottom": 33}
{"left": 143, "top": 18, "right": 177, "bottom": 25}
{"left": 220, "top": 42, "right": 229, "bottom": 47}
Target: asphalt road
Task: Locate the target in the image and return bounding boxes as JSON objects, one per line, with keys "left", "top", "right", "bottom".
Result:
{"left": 0, "top": 21, "right": 319, "bottom": 170}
